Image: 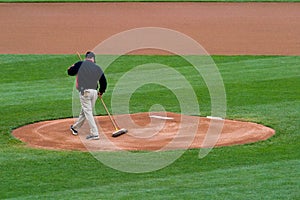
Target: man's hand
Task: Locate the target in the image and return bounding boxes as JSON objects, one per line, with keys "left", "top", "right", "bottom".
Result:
{"left": 98, "top": 92, "right": 103, "bottom": 99}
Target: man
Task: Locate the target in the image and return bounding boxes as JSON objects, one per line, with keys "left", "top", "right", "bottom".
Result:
{"left": 67, "top": 51, "right": 107, "bottom": 140}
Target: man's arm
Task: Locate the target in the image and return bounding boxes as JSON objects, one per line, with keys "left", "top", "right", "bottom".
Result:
{"left": 67, "top": 61, "right": 82, "bottom": 76}
{"left": 98, "top": 74, "right": 107, "bottom": 95}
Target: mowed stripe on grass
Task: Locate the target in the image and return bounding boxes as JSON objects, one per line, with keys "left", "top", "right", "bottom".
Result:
{"left": 0, "top": 55, "right": 299, "bottom": 199}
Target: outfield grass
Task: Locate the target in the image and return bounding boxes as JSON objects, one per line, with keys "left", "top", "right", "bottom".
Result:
{"left": 0, "top": 55, "right": 299, "bottom": 199}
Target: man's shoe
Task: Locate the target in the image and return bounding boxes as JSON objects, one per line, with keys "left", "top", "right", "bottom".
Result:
{"left": 70, "top": 126, "right": 78, "bottom": 136}
{"left": 86, "top": 135, "right": 99, "bottom": 140}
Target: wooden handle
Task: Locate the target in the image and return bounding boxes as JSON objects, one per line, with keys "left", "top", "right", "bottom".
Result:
{"left": 76, "top": 52, "right": 82, "bottom": 60}
{"left": 100, "top": 97, "right": 119, "bottom": 131}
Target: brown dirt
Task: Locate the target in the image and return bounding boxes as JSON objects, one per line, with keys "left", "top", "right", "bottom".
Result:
{"left": 0, "top": 3, "right": 300, "bottom": 55}
{"left": 12, "top": 112, "right": 275, "bottom": 151}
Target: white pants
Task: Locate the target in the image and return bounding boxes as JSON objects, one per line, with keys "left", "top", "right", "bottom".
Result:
{"left": 72, "top": 89, "right": 99, "bottom": 136}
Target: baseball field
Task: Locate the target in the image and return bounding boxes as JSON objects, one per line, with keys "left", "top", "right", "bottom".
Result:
{"left": 1, "top": 1, "right": 300, "bottom": 199}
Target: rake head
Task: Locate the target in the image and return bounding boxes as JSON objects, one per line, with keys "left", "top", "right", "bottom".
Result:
{"left": 112, "top": 128, "right": 128, "bottom": 137}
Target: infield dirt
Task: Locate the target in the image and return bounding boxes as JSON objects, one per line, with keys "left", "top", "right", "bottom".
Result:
{"left": 0, "top": 3, "right": 299, "bottom": 55}
{"left": 12, "top": 112, "right": 275, "bottom": 151}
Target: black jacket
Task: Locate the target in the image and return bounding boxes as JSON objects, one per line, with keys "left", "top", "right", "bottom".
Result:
{"left": 67, "top": 60, "right": 107, "bottom": 94}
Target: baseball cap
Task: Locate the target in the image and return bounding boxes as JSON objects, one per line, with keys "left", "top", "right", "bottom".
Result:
{"left": 85, "top": 51, "right": 95, "bottom": 59}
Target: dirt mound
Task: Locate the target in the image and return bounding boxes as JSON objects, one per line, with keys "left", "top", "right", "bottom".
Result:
{"left": 12, "top": 112, "right": 275, "bottom": 151}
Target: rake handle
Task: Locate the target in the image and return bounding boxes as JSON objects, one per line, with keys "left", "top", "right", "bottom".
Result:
{"left": 76, "top": 52, "right": 82, "bottom": 60}
{"left": 99, "top": 97, "right": 119, "bottom": 131}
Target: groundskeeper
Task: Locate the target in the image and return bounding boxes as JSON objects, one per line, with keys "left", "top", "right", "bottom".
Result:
{"left": 67, "top": 51, "right": 107, "bottom": 140}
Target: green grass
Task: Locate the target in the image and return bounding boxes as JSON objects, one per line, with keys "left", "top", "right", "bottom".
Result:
{"left": 0, "top": 55, "right": 299, "bottom": 199}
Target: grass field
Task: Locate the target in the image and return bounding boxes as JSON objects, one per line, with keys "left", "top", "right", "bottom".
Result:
{"left": 0, "top": 55, "right": 299, "bottom": 199}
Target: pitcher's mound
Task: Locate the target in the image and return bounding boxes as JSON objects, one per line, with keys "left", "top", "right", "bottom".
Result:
{"left": 12, "top": 112, "right": 275, "bottom": 151}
